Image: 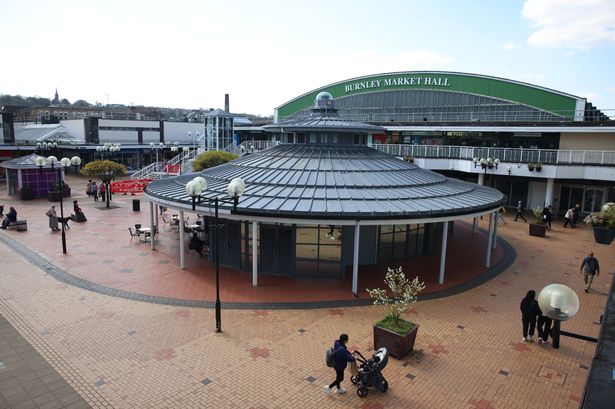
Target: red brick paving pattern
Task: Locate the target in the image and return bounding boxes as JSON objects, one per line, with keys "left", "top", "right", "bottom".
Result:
{"left": 0, "top": 175, "right": 612, "bottom": 408}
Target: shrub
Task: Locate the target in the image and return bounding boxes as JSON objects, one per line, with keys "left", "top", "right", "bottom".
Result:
{"left": 192, "top": 151, "right": 238, "bottom": 172}
{"left": 367, "top": 266, "right": 425, "bottom": 330}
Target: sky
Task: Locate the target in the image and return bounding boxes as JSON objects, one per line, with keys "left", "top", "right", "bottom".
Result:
{"left": 1, "top": 0, "right": 614, "bottom": 117}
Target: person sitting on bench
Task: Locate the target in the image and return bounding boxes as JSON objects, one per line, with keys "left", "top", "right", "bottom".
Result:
{"left": 72, "top": 200, "right": 87, "bottom": 222}
{"left": 1, "top": 207, "right": 17, "bottom": 229}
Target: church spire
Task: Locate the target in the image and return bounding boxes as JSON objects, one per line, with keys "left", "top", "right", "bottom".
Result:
{"left": 52, "top": 88, "right": 59, "bottom": 105}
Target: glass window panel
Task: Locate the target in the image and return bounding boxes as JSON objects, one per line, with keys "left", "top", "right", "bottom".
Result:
{"left": 296, "top": 226, "right": 318, "bottom": 244}
{"left": 319, "top": 244, "right": 341, "bottom": 261}
{"left": 296, "top": 244, "right": 318, "bottom": 259}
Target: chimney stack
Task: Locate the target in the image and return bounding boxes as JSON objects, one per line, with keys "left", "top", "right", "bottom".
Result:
{"left": 225, "top": 94, "right": 229, "bottom": 112}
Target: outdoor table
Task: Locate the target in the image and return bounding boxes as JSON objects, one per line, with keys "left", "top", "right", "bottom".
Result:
{"left": 137, "top": 227, "right": 151, "bottom": 243}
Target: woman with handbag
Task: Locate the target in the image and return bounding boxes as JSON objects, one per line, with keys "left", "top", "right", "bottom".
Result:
{"left": 47, "top": 205, "right": 59, "bottom": 231}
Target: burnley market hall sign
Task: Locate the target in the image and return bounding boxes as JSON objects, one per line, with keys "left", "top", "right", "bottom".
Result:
{"left": 344, "top": 75, "right": 450, "bottom": 93}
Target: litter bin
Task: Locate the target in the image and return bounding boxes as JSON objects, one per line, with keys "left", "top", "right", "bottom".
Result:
{"left": 132, "top": 199, "right": 140, "bottom": 211}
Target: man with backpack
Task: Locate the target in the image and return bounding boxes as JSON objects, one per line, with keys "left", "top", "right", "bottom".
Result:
{"left": 325, "top": 333, "right": 356, "bottom": 395}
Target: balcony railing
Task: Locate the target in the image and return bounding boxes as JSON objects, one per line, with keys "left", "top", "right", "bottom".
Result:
{"left": 371, "top": 144, "right": 615, "bottom": 166}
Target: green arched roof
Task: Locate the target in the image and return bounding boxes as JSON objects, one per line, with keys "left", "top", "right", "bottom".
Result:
{"left": 275, "top": 71, "right": 584, "bottom": 121}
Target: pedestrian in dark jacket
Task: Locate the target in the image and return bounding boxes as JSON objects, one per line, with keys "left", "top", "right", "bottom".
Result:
{"left": 514, "top": 201, "right": 527, "bottom": 222}
{"left": 324, "top": 334, "right": 356, "bottom": 395}
{"left": 1, "top": 206, "right": 17, "bottom": 229}
{"left": 572, "top": 204, "right": 581, "bottom": 227}
{"left": 542, "top": 206, "right": 553, "bottom": 231}
{"left": 580, "top": 251, "right": 600, "bottom": 293}
{"left": 520, "top": 290, "right": 540, "bottom": 342}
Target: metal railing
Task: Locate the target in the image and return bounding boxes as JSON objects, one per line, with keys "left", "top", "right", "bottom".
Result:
{"left": 371, "top": 144, "right": 615, "bottom": 166}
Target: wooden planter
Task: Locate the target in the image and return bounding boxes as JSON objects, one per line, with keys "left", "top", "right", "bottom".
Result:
{"left": 373, "top": 322, "right": 419, "bottom": 359}
{"left": 19, "top": 191, "right": 34, "bottom": 201}
{"left": 593, "top": 227, "right": 615, "bottom": 245}
{"left": 48, "top": 188, "right": 71, "bottom": 202}
{"left": 529, "top": 223, "right": 547, "bottom": 237}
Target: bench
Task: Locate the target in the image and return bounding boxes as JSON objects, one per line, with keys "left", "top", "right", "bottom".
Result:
{"left": 7, "top": 220, "right": 28, "bottom": 231}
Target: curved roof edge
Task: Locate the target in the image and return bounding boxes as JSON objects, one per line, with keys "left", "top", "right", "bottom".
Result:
{"left": 275, "top": 71, "right": 585, "bottom": 121}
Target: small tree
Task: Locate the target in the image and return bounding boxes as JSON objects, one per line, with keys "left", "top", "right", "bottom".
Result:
{"left": 192, "top": 151, "right": 238, "bottom": 172}
{"left": 367, "top": 267, "right": 425, "bottom": 329}
{"left": 80, "top": 160, "right": 127, "bottom": 208}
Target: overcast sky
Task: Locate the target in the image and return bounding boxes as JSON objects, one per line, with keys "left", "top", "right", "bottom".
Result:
{"left": 1, "top": 0, "right": 614, "bottom": 117}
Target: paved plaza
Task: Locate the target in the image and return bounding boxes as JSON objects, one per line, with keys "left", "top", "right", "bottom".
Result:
{"left": 0, "top": 176, "right": 612, "bottom": 408}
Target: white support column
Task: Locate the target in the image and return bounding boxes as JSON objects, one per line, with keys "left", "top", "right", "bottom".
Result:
{"left": 485, "top": 213, "right": 494, "bottom": 267}
{"left": 545, "top": 178, "right": 555, "bottom": 206}
{"left": 252, "top": 221, "right": 258, "bottom": 287}
{"left": 439, "top": 221, "right": 449, "bottom": 284}
{"left": 472, "top": 217, "right": 478, "bottom": 234}
{"left": 179, "top": 210, "right": 185, "bottom": 269}
{"left": 352, "top": 221, "right": 361, "bottom": 296}
{"left": 149, "top": 201, "right": 156, "bottom": 250}
{"left": 5, "top": 169, "right": 9, "bottom": 194}
{"left": 17, "top": 169, "right": 22, "bottom": 192}
{"left": 492, "top": 212, "right": 499, "bottom": 250}
{"left": 478, "top": 173, "right": 484, "bottom": 186}
{"left": 155, "top": 205, "right": 159, "bottom": 227}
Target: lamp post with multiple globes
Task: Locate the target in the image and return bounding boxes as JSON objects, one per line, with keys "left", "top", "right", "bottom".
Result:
{"left": 35, "top": 155, "right": 81, "bottom": 254}
{"left": 185, "top": 176, "right": 246, "bottom": 333}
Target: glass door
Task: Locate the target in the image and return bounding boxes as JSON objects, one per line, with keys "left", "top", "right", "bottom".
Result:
{"left": 583, "top": 189, "right": 605, "bottom": 213}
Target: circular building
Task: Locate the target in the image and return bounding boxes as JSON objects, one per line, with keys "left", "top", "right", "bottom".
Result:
{"left": 144, "top": 94, "right": 504, "bottom": 294}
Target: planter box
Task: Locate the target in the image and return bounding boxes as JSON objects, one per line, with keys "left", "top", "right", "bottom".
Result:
{"left": 529, "top": 223, "right": 547, "bottom": 237}
{"left": 593, "top": 227, "right": 615, "bottom": 245}
{"left": 19, "top": 191, "right": 34, "bottom": 201}
{"left": 48, "top": 188, "right": 71, "bottom": 202}
{"left": 373, "top": 322, "right": 418, "bottom": 359}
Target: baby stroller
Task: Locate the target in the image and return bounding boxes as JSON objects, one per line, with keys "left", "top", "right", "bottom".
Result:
{"left": 350, "top": 347, "right": 389, "bottom": 397}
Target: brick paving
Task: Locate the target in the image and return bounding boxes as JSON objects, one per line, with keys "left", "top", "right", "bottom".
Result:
{"left": 0, "top": 175, "right": 612, "bottom": 408}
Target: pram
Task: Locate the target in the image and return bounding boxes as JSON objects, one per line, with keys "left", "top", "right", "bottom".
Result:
{"left": 350, "top": 347, "right": 389, "bottom": 397}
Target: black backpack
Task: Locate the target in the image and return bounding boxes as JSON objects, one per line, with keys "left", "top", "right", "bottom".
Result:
{"left": 325, "top": 347, "right": 341, "bottom": 367}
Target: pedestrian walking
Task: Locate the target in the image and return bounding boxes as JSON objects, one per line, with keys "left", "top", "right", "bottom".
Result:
{"left": 520, "top": 290, "right": 540, "bottom": 342}
{"left": 580, "top": 251, "right": 600, "bottom": 293}
{"left": 498, "top": 207, "right": 507, "bottom": 225}
{"left": 324, "top": 334, "right": 356, "bottom": 395}
{"left": 572, "top": 204, "right": 581, "bottom": 227}
{"left": 563, "top": 207, "right": 575, "bottom": 228}
{"left": 46, "top": 205, "right": 59, "bottom": 231}
{"left": 91, "top": 182, "right": 99, "bottom": 201}
{"left": 514, "top": 200, "right": 527, "bottom": 222}
{"left": 99, "top": 182, "right": 106, "bottom": 202}
{"left": 542, "top": 205, "right": 553, "bottom": 231}
{"left": 86, "top": 180, "right": 92, "bottom": 197}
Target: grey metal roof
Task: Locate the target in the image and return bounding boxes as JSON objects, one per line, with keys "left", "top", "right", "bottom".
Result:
{"left": 145, "top": 144, "right": 504, "bottom": 220}
{"left": 14, "top": 124, "right": 81, "bottom": 144}
{"left": 206, "top": 109, "right": 233, "bottom": 118}
{"left": 0, "top": 153, "right": 45, "bottom": 169}
{"left": 263, "top": 115, "right": 385, "bottom": 134}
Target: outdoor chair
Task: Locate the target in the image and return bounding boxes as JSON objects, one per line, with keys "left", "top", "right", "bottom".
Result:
{"left": 128, "top": 227, "right": 140, "bottom": 243}
{"left": 161, "top": 217, "right": 169, "bottom": 231}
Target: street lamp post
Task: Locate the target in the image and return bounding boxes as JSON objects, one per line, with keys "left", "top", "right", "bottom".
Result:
{"left": 188, "top": 131, "right": 200, "bottom": 152}
{"left": 185, "top": 176, "right": 246, "bottom": 333}
{"left": 537, "top": 284, "right": 581, "bottom": 349}
{"left": 473, "top": 157, "right": 500, "bottom": 174}
{"left": 35, "top": 155, "right": 80, "bottom": 254}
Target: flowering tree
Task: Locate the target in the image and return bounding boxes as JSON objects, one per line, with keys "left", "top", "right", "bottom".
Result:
{"left": 80, "top": 160, "right": 127, "bottom": 208}
{"left": 367, "top": 267, "right": 425, "bottom": 327}
{"left": 585, "top": 202, "right": 615, "bottom": 229}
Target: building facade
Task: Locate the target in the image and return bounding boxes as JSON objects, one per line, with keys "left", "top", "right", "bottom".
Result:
{"left": 270, "top": 72, "right": 615, "bottom": 215}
